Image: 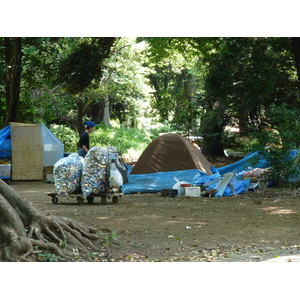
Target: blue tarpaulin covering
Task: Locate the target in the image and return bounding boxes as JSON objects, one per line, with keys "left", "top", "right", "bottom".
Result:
{"left": 0, "top": 124, "right": 64, "bottom": 166}
{"left": 217, "top": 151, "right": 269, "bottom": 175}
{"left": 0, "top": 125, "right": 12, "bottom": 158}
{"left": 122, "top": 149, "right": 299, "bottom": 195}
{"left": 122, "top": 168, "right": 207, "bottom": 194}
{"left": 122, "top": 151, "right": 277, "bottom": 195}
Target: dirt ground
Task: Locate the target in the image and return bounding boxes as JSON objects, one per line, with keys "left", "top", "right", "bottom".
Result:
{"left": 10, "top": 177, "right": 300, "bottom": 262}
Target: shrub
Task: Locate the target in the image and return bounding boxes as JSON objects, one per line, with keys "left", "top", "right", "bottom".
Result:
{"left": 49, "top": 123, "right": 167, "bottom": 158}
{"left": 250, "top": 104, "right": 300, "bottom": 186}
{"left": 49, "top": 124, "right": 78, "bottom": 153}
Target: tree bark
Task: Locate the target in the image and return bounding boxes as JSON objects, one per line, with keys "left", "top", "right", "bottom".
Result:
{"left": 3, "top": 37, "right": 23, "bottom": 127}
{"left": 0, "top": 179, "right": 99, "bottom": 262}
{"left": 102, "top": 96, "right": 112, "bottom": 126}
{"left": 238, "top": 110, "right": 249, "bottom": 136}
{"left": 75, "top": 97, "right": 86, "bottom": 134}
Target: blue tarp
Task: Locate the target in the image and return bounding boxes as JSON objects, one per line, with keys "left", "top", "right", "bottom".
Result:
{"left": 122, "top": 151, "right": 274, "bottom": 195}
{"left": 0, "top": 125, "right": 12, "bottom": 158}
{"left": 122, "top": 168, "right": 207, "bottom": 194}
{"left": 0, "top": 124, "right": 64, "bottom": 166}
{"left": 217, "top": 151, "right": 268, "bottom": 175}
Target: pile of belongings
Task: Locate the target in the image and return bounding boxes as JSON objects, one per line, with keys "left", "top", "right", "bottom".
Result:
{"left": 198, "top": 170, "right": 249, "bottom": 197}
{"left": 53, "top": 146, "right": 128, "bottom": 199}
{"left": 53, "top": 153, "right": 84, "bottom": 195}
{"left": 241, "top": 167, "right": 271, "bottom": 179}
{"left": 81, "top": 147, "right": 109, "bottom": 198}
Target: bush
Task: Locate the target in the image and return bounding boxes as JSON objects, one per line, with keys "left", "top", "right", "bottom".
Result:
{"left": 250, "top": 104, "right": 300, "bottom": 186}
{"left": 49, "top": 124, "right": 78, "bottom": 153}
{"left": 49, "top": 123, "right": 167, "bottom": 158}
{"left": 90, "top": 125, "right": 158, "bottom": 156}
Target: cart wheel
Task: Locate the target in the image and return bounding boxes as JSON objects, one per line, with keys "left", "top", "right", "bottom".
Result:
{"left": 87, "top": 196, "right": 94, "bottom": 204}
{"left": 52, "top": 197, "right": 59, "bottom": 204}
{"left": 112, "top": 196, "right": 119, "bottom": 204}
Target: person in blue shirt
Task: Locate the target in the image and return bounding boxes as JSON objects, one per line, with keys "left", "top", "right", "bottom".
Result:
{"left": 78, "top": 121, "right": 97, "bottom": 157}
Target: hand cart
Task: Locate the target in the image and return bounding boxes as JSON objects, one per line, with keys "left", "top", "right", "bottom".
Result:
{"left": 47, "top": 140, "right": 127, "bottom": 205}
{"left": 47, "top": 190, "right": 123, "bottom": 205}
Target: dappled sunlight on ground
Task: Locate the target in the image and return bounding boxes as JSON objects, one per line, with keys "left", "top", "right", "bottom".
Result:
{"left": 264, "top": 254, "right": 300, "bottom": 262}
{"left": 11, "top": 181, "right": 300, "bottom": 262}
{"left": 260, "top": 206, "right": 296, "bottom": 215}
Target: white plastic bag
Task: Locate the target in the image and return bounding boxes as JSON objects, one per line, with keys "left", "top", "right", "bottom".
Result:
{"left": 172, "top": 177, "right": 190, "bottom": 196}
{"left": 109, "top": 162, "right": 123, "bottom": 188}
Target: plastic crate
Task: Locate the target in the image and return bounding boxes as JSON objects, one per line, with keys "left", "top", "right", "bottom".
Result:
{"left": 0, "top": 164, "right": 11, "bottom": 178}
{"left": 185, "top": 186, "right": 201, "bottom": 197}
{"left": 161, "top": 189, "right": 178, "bottom": 197}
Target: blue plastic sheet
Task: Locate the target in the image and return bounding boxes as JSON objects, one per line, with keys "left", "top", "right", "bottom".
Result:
{"left": 122, "top": 150, "right": 298, "bottom": 195}
{"left": 122, "top": 169, "right": 207, "bottom": 194}
{"left": 217, "top": 151, "right": 268, "bottom": 175}
{"left": 0, "top": 125, "right": 12, "bottom": 158}
{"left": 204, "top": 175, "right": 250, "bottom": 197}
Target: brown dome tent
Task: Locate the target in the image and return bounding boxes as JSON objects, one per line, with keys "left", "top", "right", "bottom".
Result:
{"left": 131, "top": 133, "right": 213, "bottom": 175}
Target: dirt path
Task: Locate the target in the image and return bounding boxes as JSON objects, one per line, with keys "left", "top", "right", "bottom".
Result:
{"left": 10, "top": 181, "right": 300, "bottom": 262}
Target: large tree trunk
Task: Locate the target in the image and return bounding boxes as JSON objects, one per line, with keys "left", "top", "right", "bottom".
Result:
{"left": 292, "top": 37, "right": 300, "bottom": 84}
{"left": 0, "top": 179, "right": 99, "bottom": 262}
{"left": 200, "top": 108, "right": 226, "bottom": 157}
{"left": 102, "top": 96, "right": 112, "bottom": 126}
{"left": 238, "top": 110, "right": 249, "bottom": 136}
{"left": 3, "top": 37, "right": 23, "bottom": 127}
{"left": 75, "top": 97, "right": 86, "bottom": 134}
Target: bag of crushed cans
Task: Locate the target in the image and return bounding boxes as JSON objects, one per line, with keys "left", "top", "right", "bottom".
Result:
{"left": 53, "top": 153, "right": 84, "bottom": 195}
{"left": 81, "top": 147, "right": 109, "bottom": 198}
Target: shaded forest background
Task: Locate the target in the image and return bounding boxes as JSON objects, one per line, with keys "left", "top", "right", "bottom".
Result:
{"left": 1, "top": 37, "right": 300, "bottom": 162}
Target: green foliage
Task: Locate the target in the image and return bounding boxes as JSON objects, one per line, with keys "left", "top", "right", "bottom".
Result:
{"left": 49, "top": 123, "right": 169, "bottom": 157}
{"left": 2, "top": 36, "right": 300, "bottom": 161}
{"left": 86, "top": 252, "right": 99, "bottom": 259}
{"left": 199, "top": 107, "right": 229, "bottom": 156}
{"left": 90, "top": 124, "right": 160, "bottom": 156}
{"left": 250, "top": 104, "right": 300, "bottom": 186}
{"left": 97, "top": 38, "right": 155, "bottom": 127}
{"left": 204, "top": 38, "right": 298, "bottom": 126}
{"left": 37, "top": 253, "right": 62, "bottom": 262}
{"left": 200, "top": 37, "right": 299, "bottom": 155}
{"left": 98, "top": 230, "right": 121, "bottom": 246}
{"left": 56, "top": 38, "right": 116, "bottom": 94}
{"left": 141, "top": 37, "right": 207, "bottom": 134}
{"left": 49, "top": 124, "right": 78, "bottom": 153}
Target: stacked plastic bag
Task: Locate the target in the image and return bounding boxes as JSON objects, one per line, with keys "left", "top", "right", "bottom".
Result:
{"left": 81, "top": 147, "right": 108, "bottom": 198}
{"left": 109, "top": 162, "right": 123, "bottom": 188}
{"left": 53, "top": 153, "right": 84, "bottom": 195}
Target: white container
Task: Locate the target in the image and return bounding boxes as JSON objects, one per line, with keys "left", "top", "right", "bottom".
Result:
{"left": 0, "top": 164, "right": 11, "bottom": 177}
{"left": 185, "top": 186, "right": 201, "bottom": 197}
{"left": 46, "top": 174, "right": 54, "bottom": 182}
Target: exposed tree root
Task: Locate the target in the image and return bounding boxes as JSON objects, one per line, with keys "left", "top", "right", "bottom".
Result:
{"left": 0, "top": 179, "right": 101, "bottom": 262}
{"left": 1, "top": 215, "right": 100, "bottom": 261}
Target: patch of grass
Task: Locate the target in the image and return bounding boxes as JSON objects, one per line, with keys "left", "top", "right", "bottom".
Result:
{"left": 98, "top": 230, "right": 122, "bottom": 246}
{"left": 49, "top": 123, "right": 170, "bottom": 158}
{"left": 37, "top": 253, "right": 63, "bottom": 262}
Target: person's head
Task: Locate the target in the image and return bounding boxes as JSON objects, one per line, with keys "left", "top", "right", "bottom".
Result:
{"left": 85, "top": 121, "right": 97, "bottom": 133}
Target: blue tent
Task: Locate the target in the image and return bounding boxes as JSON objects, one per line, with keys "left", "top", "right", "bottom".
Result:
{"left": 0, "top": 125, "right": 12, "bottom": 158}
